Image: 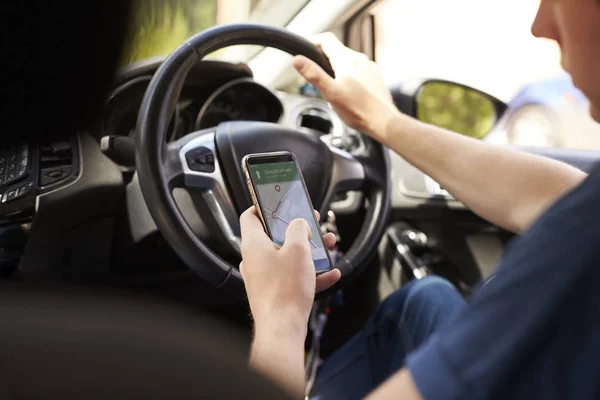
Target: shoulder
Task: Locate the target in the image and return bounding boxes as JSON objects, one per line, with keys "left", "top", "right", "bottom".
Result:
{"left": 406, "top": 170, "right": 600, "bottom": 399}
{"left": 519, "top": 170, "right": 600, "bottom": 253}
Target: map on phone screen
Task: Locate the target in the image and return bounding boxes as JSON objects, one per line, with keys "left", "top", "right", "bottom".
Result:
{"left": 249, "top": 160, "right": 330, "bottom": 273}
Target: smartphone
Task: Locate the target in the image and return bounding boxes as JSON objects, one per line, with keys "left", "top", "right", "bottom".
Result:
{"left": 242, "top": 152, "right": 333, "bottom": 274}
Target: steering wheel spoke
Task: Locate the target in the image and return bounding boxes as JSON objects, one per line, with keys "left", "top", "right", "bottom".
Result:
{"left": 320, "top": 136, "right": 366, "bottom": 210}
{"left": 168, "top": 131, "right": 241, "bottom": 253}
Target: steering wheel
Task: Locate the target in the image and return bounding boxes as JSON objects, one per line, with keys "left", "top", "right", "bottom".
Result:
{"left": 136, "top": 24, "right": 391, "bottom": 298}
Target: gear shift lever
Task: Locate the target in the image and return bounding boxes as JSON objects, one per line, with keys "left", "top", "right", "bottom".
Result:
{"left": 385, "top": 224, "right": 432, "bottom": 280}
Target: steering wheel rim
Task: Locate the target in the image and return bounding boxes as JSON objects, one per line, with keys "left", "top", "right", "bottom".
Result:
{"left": 136, "top": 24, "right": 391, "bottom": 299}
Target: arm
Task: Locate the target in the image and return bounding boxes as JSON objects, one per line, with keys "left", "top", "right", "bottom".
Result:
{"left": 249, "top": 319, "right": 307, "bottom": 396}
{"left": 250, "top": 325, "right": 425, "bottom": 400}
{"left": 381, "top": 112, "right": 586, "bottom": 233}
{"left": 241, "top": 209, "right": 422, "bottom": 399}
{"left": 293, "top": 33, "right": 587, "bottom": 233}
{"left": 239, "top": 208, "right": 341, "bottom": 397}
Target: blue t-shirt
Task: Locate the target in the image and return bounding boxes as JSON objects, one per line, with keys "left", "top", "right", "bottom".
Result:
{"left": 406, "top": 169, "right": 600, "bottom": 399}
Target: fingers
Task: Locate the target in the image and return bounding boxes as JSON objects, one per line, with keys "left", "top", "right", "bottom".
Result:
{"left": 316, "top": 269, "right": 342, "bottom": 292}
{"left": 311, "top": 32, "right": 366, "bottom": 74}
{"left": 314, "top": 210, "right": 320, "bottom": 222}
{"left": 282, "top": 218, "right": 312, "bottom": 254}
{"left": 239, "top": 207, "right": 273, "bottom": 252}
{"left": 323, "top": 232, "right": 336, "bottom": 250}
{"left": 240, "top": 206, "right": 263, "bottom": 236}
{"left": 293, "top": 55, "right": 337, "bottom": 97}
{"left": 310, "top": 32, "right": 346, "bottom": 58}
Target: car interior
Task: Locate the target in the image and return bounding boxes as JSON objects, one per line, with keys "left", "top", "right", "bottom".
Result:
{"left": 3, "top": 0, "right": 600, "bottom": 396}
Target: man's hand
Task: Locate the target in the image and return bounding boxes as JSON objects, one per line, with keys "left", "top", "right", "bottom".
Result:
{"left": 240, "top": 206, "right": 341, "bottom": 395}
{"left": 240, "top": 206, "right": 341, "bottom": 331}
{"left": 293, "top": 32, "right": 399, "bottom": 140}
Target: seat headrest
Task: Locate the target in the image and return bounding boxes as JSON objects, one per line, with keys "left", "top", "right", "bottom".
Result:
{"left": 1, "top": 1, "right": 132, "bottom": 145}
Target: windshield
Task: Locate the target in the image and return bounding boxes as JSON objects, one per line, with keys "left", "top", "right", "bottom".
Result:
{"left": 121, "top": 0, "right": 311, "bottom": 65}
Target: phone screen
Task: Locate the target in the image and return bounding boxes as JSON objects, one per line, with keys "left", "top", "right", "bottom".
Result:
{"left": 248, "top": 159, "right": 331, "bottom": 273}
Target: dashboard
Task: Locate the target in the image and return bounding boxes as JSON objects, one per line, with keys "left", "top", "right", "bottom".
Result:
{"left": 0, "top": 57, "right": 505, "bottom": 288}
{"left": 100, "top": 76, "right": 283, "bottom": 143}
{"left": 194, "top": 78, "right": 283, "bottom": 131}
{"left": 95, "top": 58, "right": 463, "bottom": 216}
{"left": 0, "top": 58, "right": 463, "bottom": 230}
{"left": 96, "top": 60, "right": 349, "bottom": 147}
{"left": 1, "top": 56, "right": 590, "bottom": 295}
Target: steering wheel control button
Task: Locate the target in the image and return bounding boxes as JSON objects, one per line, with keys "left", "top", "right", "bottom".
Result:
{"left": 330, "top": 135, "right": 360, "bottom": 151}
{"left": 186, "top": 147, "right": 215, "bottom": 173}
{"left": 330, "top": 137, "right": 344, "bottom": 149}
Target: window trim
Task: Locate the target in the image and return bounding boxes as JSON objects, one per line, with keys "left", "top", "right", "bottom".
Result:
{"left": 343, "top": 0, "right": 382, "bottom": 59}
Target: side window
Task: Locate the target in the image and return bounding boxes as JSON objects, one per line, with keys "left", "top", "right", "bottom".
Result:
{"left": 373, "top": 0, "right": 600, "bottom": 150}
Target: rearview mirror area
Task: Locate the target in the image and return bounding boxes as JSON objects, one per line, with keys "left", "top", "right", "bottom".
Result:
{"left": 416, "top": 80, "right": 507, "bottom": 139}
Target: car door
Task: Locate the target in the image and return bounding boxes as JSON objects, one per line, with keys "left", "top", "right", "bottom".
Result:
{"left": 347, "top": 0, "right": 600, "bottom": 288}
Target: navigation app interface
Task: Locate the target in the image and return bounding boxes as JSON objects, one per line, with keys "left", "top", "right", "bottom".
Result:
{"left": 249, "top": 160, "right": 330, "bottom": 273}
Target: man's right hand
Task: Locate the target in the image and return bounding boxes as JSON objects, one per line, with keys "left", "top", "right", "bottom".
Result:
{"left": 293, "top": 32, "right": 399, "bottom": 140}
{"left": 240, "top": 207, "right": 340, "bottom": 332}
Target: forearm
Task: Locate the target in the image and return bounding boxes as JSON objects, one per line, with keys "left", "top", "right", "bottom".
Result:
{"left": 249, "top": 320, "right": 307, "bottom": 397}
{"left": 378, "top": 112, "right": 587, "bottom": 233}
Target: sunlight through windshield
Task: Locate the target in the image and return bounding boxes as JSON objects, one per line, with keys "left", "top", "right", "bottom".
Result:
{"left": 121, "top": 0, "right": 311, "bottom": 65}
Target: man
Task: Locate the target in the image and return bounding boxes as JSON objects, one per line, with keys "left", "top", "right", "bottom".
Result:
{"left": 240, "top": 0, "right": 600, "bottom": 398}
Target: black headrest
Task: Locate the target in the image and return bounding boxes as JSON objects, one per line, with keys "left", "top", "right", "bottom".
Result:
{"left": 1, "top": 1, "right": 132, "bottom": 145}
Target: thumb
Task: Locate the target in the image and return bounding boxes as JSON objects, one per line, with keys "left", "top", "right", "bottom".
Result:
{"left": 293, "top": 55, "right": 337, "bottom": 97}
{"left": 282, "top": 218, "right": 312, "bottom": 254}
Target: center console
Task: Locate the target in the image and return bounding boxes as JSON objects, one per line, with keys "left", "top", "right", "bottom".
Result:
{"left": 0, "top": 137, "right": 79, "bottom": 278}
{"left": 0, "top": 144, "right": 37, "bottom": 223}
{"left": 0, "top": 137, "right": 79, "bottom": 223}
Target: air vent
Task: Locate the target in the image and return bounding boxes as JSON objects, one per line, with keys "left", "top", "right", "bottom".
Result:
{"left": 297, "top": 107, "right": 333, "bottom": 135}
{"left": 39, "top": 140, "right": 74, "bottom": 188}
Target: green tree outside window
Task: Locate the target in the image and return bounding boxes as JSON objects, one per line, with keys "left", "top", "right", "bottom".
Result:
{"left": 121, "top": 0, "right": 218, "bottom": 65}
